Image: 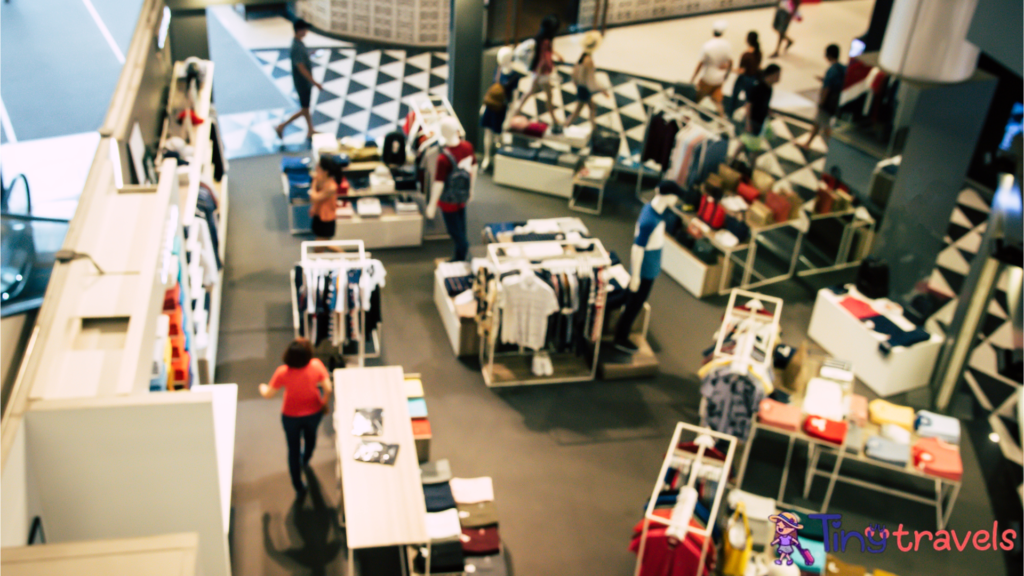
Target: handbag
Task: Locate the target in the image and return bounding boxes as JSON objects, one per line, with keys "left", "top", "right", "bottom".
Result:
{"left": 724, "top": 215, "right": 750, "bottom": 243}
{"left": 764, "top": 191, "right": 793, "bottom": 223}
{"left": 856, "top": 256, "right": 889, "bottom": 298}
{"left": 751, "top": 169, "right": 775, "bottom": 193}
{"left": 483, "top": 82, "right": 507, "bottom": 111}
{"left": 736, "top": 181, "right": 761, "bottom": 204}
{"left": 699, "top": 195, "right": 726, "bottom": 229}
{"left": 718, "top": 163, "right": 742, "bottom": 191}
{"left": 746, "top": 201, "right": 774, "bottom": 227}
{"left": 721, "top": 503, "right": 752, "bottom": 576}
{"left": 693, "top": 239, "right": 718, "bottom": 264}
{"left": 591, "top": 126, "right": 620, "bottom": 158}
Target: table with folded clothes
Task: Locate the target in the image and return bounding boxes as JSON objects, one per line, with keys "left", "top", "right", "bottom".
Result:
{"left": 808, "top": 284, "right": 943, "bottom": 396}
{"left": 737, "top": 369, "right": 963, "bottom": 528}
{"left": 481, "top": 216, "right": 590, "bottom": 244}
{"left": 417, "top": 461, "right": 506, "bottom": 574}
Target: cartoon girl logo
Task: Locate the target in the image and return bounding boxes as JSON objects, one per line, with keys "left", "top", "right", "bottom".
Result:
{"left": 768, "top": 512, "right": 814, "bottom": 567}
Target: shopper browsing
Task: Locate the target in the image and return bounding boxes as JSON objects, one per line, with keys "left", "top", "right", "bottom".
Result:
{"left": 308, "top": 154, "right": 346, "bottom": 240}
{"left": 275, "top": 19, "right": 324, "bottom": 142}
{"left": 565, "top": 31, "right": 606, "bottom": 133}
{"left": 509, "top": 15, "right": 564, "bottom": 129}
{"left": 800, "top": 44, "right": 845, "bottom": 148}
{"left": 691, "top": 21, "right": 732, "bottom": 120}
{"left": 735, "top": 64, "right": 781, "bottom": 164}
{"left": 727, "top": 31, "right": 762, "bottom": 119}
{"left": 259, "top": 338, "right": 334, "bottom": 497}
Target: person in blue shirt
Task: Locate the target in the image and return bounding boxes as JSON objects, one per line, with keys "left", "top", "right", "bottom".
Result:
{"left": 801, "top": 44, "right": 846, "bottom": 148}
{"left": 613, "top": 181, "right": 681, "bottom": 354}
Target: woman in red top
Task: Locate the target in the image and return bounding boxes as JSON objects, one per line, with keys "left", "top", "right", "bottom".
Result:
{"left": 259, "top": 338, "right": 333, "bottom": 495}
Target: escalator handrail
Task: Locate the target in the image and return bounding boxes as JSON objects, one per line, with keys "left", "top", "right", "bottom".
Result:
{"left": 1, "top": 172, "right": 31, "bottom": 215}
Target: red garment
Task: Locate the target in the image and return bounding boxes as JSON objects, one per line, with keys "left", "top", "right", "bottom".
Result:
{"left": 759, "top": 398, "right": 802, "bottom": 431}
{"left": 269, "top": 359, "right": 329, "bottom": 417}
{"left": 629, "top": 513, "right": 714, "bottom": 576}
{"left": 839, "top": 296, "right": 877, "bottom": 320}
{"left": 536, "top": 39, "right": 554, "bottom": 75}
{"left": 461, "top": 525, "right": 501, "bottom": 555}
{"left": 803, "top": 415, "right": 848, "bottom": 445}
{"left": 434, "top": 140, "right": 475, "bottom": 213}
{"left": 912, "top": 437, "right": 963, "bottom": 481}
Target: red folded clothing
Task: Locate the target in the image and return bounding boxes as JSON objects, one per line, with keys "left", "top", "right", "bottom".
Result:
{"left": 840, "top": 296, "right": 877, "bottom": 320}
{"left": 912, "top": 437, "right": 962, "bottom": 481}
{"left": 523, "top": 122, "right": 548, "bottom": 137}
{"left": 461, "top": 525, "right": 501, "bottom": 555}
{"left": 759, "top": 398, "right": 802, "bottom": 431}
{"left": 804, "top": 415, "right": 848, "bottom": 445}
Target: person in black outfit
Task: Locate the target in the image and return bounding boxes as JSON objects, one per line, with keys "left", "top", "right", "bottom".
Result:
{"left": 734, "top": 64, "right": 781, "bottom": 164}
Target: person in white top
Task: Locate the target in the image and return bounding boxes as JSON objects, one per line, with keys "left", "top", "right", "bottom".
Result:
{"left": 691, "top": 20, "right": 733, "bottom": 119}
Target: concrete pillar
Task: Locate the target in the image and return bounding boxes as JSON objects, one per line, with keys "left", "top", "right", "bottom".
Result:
{"left": 448, "top": 0, "right": 485, "bottom": 148}
{"left": 169, "top": 9, "right": 210, "bottom": 63}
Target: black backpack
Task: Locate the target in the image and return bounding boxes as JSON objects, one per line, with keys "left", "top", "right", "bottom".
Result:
{"left": 856, "top": 256, "right": 890, "bottom": 299}
{"left": 440, "top": 150, "right": 471, "bottom": 204}
{"left": 382, "top": 131, "right": 406, "bottom": 166}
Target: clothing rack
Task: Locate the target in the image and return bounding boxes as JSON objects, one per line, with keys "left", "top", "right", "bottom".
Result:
{"left": 633, "top": 422, "right": 738, "bottom": 576}
{"left": 712, "top": 289, "right": 783, "bottom": 373}
{"left": 634, "top": 90, "right": 735, "bottom": 200}
{"left": 289, "top": 240, "right": 382, "bottom": 367}
{"left": 479, "top": 239, "right": 612, "bottom": 387}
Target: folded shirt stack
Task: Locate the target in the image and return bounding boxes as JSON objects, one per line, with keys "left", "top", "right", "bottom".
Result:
{"left": 405, "top": 382, "right": 430, "bottom": 447}
{"left": 914, "top": 410, "right": 961, "bottom": 444}
{"left": 420, "top": 461, "right": 464, "bottom": 573}
{"left": 356, "top": 197, "right": 382, "bottom": 217}
{"left": 912, "top": 437, "right": 963, "bottom": 481}
{"left": 869, "top": 399, "right": 914, "bottom": 430}
{"left": 450, "top": 477, "right": 501, "bottom": 557}
{"left": 865, "top": 435, "right": 910, "bottom": 466}
{"left": 444, "top": 275, "right": 474, "bottom": 298}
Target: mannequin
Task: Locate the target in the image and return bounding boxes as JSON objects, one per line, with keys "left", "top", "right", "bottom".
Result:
{"left": 427, "top": 117, "right": 477, "bottom": 261}
{"left": 613, "top": 180, "right": 682, "bottom": 354}
{"left": 480, "top": 47, "right": 519, "bottom": 171}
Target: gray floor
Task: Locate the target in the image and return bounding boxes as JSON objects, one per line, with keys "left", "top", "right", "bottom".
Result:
{"left": 207, "top": 11, "right": 292, "bottom": 116}
{"left": 218, "top": 155, "right": 1008, "bottom": 576}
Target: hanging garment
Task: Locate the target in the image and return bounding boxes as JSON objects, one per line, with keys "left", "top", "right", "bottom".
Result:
{"left": 642, "top": 112, "right": 681, "bottom": 169}
{"left": 700, "top": 366, "right": 765, "bottom": 438}
{"left": 498, "top": 271, "right": 560, "bottom": 350}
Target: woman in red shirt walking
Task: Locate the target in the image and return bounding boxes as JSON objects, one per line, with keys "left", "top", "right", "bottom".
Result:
{"left": 259, "top": 338, "right": 333, "bottom": 496}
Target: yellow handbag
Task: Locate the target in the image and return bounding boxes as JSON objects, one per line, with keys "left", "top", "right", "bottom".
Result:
{"left": 721, "top": 502, "right": 753, "bottom": 576}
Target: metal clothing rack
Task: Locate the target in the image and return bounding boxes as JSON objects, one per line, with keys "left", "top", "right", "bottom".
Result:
{"left": 634, "top": 90, "right": 735, "bottom": 200}
{"left": 289, "top": 240, "right": 382, "bottom": 368}
{"left": 634, "top": 422, "right": 738, "bottom": 576}
{"left": 479, "top": 239, "right": 612, "bottom": 387}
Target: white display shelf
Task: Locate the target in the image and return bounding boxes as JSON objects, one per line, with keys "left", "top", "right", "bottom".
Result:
{"left": 193, "top": 384, "right": 237, "bottom": 534}
{"left": 2, "top": 533, "right": 198, "bottom": 576}
{"left": 433, "top": 267, "right": 477, "bottom": 358}
{"left": 194, "top": 174, "right": 228, "bottom": 385}
{"left": 493, "top": 154, "right": 575, "bottom": 198}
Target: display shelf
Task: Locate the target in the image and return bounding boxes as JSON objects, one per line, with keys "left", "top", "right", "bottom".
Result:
{"left": 193, "top": 384, "right": 237, "bottom": 534}
{"left": 1, "top": 533, "right": 199, "bottom": 576}
{"left": 492, "top": 154, "right": 575, "bottom": 198}
{"left": 433, "top": 267, "right": 478, "bottom": 358}
{"left": 195, "top": 174, "right": 227, "bottom": 384}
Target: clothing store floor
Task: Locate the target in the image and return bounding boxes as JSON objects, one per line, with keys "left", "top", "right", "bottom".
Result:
{"left": 218, "top": 155, "right": 1006, "bottom": 576}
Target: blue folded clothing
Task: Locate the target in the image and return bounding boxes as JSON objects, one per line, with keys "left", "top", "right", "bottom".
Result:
{"left": 282, "top": 156, "right": 312, "bottom": 174}
{"left": 865, "top": 435, "right": 910, "bottom": 466}
{"left": 408, "top": 397, "right": 428, "bottom": 418}
{"left": 287, "top": 171, "right": 312, "bottom": 187}
{"left": 537, "top": 148, "right": 561, "bottom": 165}
{"left": 423, "top": 481, "right": 457, "bottom": 512}
{"left": 289, "top": 183, "right": 311, "bottom": 202}
{"left": 498, "top": 147, "right": 538, "bottom": 161}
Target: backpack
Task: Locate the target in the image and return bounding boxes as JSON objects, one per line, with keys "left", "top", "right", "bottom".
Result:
{"left": 382, "top": 130, "right": 406, "bottom": 166}
{"left": 440, "top": 150, "right": 471, "bottom": 205}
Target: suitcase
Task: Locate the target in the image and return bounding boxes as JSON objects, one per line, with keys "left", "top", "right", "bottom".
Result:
{"left": 804, "top": 416, "right": 848, "bottom": 445}
{"left": 759, "top": 398, "right": 801, "bottom": 431}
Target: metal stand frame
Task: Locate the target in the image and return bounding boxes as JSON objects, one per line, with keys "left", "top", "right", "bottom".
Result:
{"left": 634, "top": 422, "right": 738, "bottom": 576}
{"left": 478, "top": 239, "right": 612, "bottom": 387}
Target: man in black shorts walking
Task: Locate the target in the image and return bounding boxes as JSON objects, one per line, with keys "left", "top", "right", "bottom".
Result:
{"left": 276, "top": 19, "right": 323, "bottom": 142}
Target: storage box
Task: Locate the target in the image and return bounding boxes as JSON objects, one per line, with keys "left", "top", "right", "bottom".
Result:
{"left": 746, "top": 201, "right": 774, "bottom": 227}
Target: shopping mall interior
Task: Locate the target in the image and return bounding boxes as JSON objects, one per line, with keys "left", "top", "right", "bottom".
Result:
{"left": 0, "top": 1, "right": 1021, "bottom": 575}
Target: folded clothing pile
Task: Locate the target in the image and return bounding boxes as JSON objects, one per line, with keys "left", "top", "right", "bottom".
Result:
{"left": 405, "top": 379, "right": 431, "bottom": 461}
{"left": 417, "top": 466, "right": 504, "bottom": 574}
{"left": 282, "top": 156, "right": 313, "bottom": 202}
{"left": 838, "top": 292, "right": 932, "bottom": 355}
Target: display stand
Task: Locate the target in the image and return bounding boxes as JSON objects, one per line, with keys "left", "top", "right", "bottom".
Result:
{"left": 1, "top": 532, "right": 199, "bottom": 575}
{"left": 634, "top": 422, "right": 737, "bottom": 576}
{"left": 333, "top": 366, "right": 431, "bottom": 576}
{"left": 433, "top": 265, "right": 479, "bottom": 358}
{"left": 633, "top": 91, "right": 734, "bottom": 200}
{"left": 289, "top": 240, "right": 382, "bottom": 367}
{"left": 478, "top": 240, "right": 612, "bottom": 387}
{"left": 599, "top": 303, "right": 658, "bottom": 379}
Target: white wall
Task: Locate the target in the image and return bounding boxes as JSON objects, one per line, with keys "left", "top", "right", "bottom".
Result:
{"left": 23, "top": 392, "right": 231, "bottom": 576}
{"left": 1, "top": 419, "right": 41, "bottom": 548}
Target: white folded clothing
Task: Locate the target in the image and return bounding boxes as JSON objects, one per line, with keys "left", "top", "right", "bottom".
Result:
{"left": 438, "top": 261, "right": 472, "bottom": 278}
{"left": 370, "top": 172, "right": 396, "bottom": 193}
{"left": 881, "top": 423, "right": 911, "bottom": 445}
{"left": 802, "top": 378, "right": 846, "bottom": 421}
{"left": 449, "top": 477, "right": 494, "bottom": 504}
{"left": 586, "top": 156, "right": 614, "bottom": 170}
{"left": 426, "top": 509, "right": 462, "bottom": 541}
{"left": 714, "top": 230, "right": 739, "bottom": 247}
{"left": 395, "top": 199, "right": 419, "bottom": 213}
{"left": 356, "top": 197, "right": 382, "bottom": 216}
{"left": 337, "top": 202, "right": 355, "bottom": 216}
{"left": 720, "top": 196, "right": 749, "bottom": 212}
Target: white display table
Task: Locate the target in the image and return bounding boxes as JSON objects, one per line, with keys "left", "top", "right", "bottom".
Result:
{"left": 2, "top": 533, "right": 198, "bottom": 576}
{"left": 493, "top": 154, "right": 574, "bottom": 198}
{"left": 807, "top": 287, "right": 942, "bottom": 396}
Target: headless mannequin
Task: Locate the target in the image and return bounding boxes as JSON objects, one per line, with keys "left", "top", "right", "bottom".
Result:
{"left": 481, "top": 47, "right": 515, "bottom": 172}
{"left": 427, "top": 117, "right": 477, "bottom": 261}
{"left": 613, "top": 181, "right": 680, "bottom": 353}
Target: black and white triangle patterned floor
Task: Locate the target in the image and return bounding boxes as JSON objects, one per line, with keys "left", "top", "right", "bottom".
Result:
{"left": 220, "top": 44, "right": 448, "bottom": 159}
{"left": 926, "top": 187, "right": 1019, "bottom": 411}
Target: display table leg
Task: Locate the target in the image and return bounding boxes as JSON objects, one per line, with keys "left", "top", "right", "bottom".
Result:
{"left": 735, "top": 424, "right": 758, "bottom": 490}
{"left": 777, "top": 435, "right": 796, "bottom": 503}
{"left": 820, "top": 446, "right": 845, "bottom": 513}
{"left": 348, "top": 547, "right": 355, "bottom": 576}
{"left": 804, "top": 444, "right": 820, "bottom": 499}
{"left": 941, "top": 482, "right": 960, "bottom": 529}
